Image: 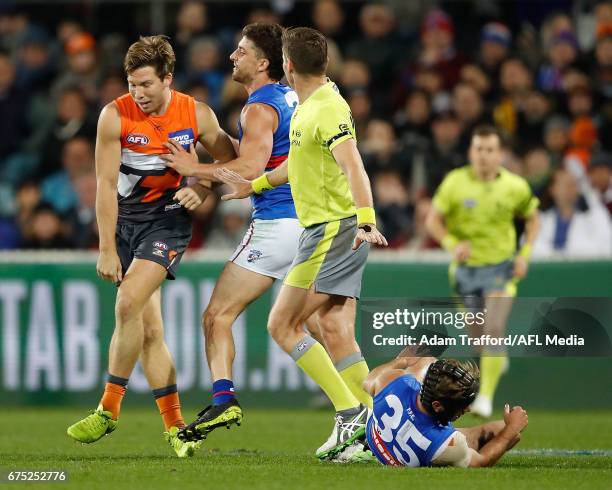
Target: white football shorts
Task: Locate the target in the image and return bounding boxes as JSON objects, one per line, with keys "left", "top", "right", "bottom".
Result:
{"left": 230, "top": 218, "right": 303, "bottom": 280}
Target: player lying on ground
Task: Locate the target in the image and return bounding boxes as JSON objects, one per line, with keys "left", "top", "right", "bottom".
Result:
{"left": 66, "top": 35, "right": 236, "bottom": 457}
{"left": 337, "top": 354, "right": 528, "bottom": 467}
{"left": 213, "top": 27, "right": 388, "bottom": 460}
{"left": 161, "top": 24, "right": 373, "bottom": 443}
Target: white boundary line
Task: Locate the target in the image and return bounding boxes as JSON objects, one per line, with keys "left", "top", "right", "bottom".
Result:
{"left": 510, "top": 448, "right": 612, "bottom": 456}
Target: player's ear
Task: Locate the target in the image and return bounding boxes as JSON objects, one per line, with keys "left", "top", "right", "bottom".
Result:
{"left": 431, "top": 400, "right": 444, "bottom": 413}
{"left": 164, "top": 72, "right": 173, "bottom": 88}
{"left": 259, "top": 58, "right": 270, "bottom": 74}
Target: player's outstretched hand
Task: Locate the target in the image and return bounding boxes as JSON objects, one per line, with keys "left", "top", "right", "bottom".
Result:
{"left": 97, "top": 249, "right": 123, "bottom": 284}
{"left": 161, "top": 140, "right": 199, "bottom": 177}
{"left": 213, "top": 168, "right": 254, "bottom": 201}
{"left": 174, "top": 186, "right": 204, "bottom": 211}
{"left": 503, "top": 403, "right": 529, "bottom": 433}
{"left": 353, "top": 224, "right": 388, "bottom": 250}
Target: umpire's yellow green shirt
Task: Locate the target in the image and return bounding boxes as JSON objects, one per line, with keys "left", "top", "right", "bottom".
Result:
{"left": 288, "top": 81, "right": 356, "bottom": 228}
{"left": 432, "top": 166, "right": 539, "bottom": 266}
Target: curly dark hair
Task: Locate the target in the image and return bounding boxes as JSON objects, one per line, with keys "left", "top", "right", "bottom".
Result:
{"left": 242, "top": 23, "right": 284, "bottom": 82}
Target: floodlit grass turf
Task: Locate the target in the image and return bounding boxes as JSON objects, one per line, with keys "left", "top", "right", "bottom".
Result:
{"left": 1, "top": 408, "right": 611, "bottom": 490}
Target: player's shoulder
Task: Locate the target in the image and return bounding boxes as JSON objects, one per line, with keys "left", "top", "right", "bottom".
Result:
{"left": 100, "top": 101, "right": 121, "bottom": 118}
{"left": 241, "top": 101, "right": 278, "bottom": 126}
{"left": 97, "top": 102, "right": 122, "bottom": 138}
{"left": 99, "top": 101, "right": 122, "bottom": 124}
{"left": 318, "top": 83, "right": 348, "bottom": 108}
{"left": 193, "top": 99, "right": 216, "bottom": 119}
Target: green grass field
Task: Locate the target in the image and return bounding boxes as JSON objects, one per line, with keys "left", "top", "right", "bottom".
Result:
{"left": 1, "top": 408, "right": 611, "bottom": 489}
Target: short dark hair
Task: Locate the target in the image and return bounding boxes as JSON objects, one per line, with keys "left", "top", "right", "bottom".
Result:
{"left": 124, "top": 35, "right": 175, "bottom": 79}
{"left": 282, "top": 27, "right": 328, "bottom": 76}
{"left": 471, "top": 124, "right": 502, "bottom": 145}
{"left": 242, "top": 23, "right": 284, "bottom": 81}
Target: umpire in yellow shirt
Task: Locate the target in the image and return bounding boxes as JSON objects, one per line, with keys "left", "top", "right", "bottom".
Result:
{"left": 214, "top": 27, "right": 387, "bottom": 459}
{"left": 426, "top": 125, "right": 540, "bottom": 418}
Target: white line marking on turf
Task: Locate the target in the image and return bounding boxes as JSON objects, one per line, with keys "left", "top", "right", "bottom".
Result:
{"left": 511, "top": 449, "right": 612, "bottom": 456}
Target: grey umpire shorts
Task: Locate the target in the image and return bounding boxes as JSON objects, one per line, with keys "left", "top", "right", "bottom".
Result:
{"left": 451, "top": 259, "right": 516, "bottom": 305}
{"left": 283, "top": 216, "right": 369, "bottom": 298}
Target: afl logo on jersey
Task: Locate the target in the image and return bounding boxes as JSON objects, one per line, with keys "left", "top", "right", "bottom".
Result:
{"left": 126, "top": 133, "right": 150, "bottom": 145}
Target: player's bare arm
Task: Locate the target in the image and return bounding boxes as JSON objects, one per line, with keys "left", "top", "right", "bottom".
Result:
{"left": 465, "top": 404, "right": 528, "bottom": 467}
{"left": 363, "top": 355, "right": 437, "bottom": 397}
{"left": 162, "top": 103, "right": 277, "bottom": 181}
{"left": 331, "top": 138, "right": 388, "bottom": 249}
{"left": 195, "top": 101, "right": 236, "bottom": 164}
{"left": 513, "top": 210, "right": 540, "bottom": 279}
{"left": 95, "top": 102, "right": 123, "bottom": 284}
{"left": 425, "top": 206, "right": 471, "bottom": 262}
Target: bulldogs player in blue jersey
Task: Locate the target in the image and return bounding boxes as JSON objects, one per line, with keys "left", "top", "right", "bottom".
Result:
{"left": 162, "top": 23, "right": 371, "bottom": 442}
{"left": 337, "top": 354, "right": 528, "bottom": 467}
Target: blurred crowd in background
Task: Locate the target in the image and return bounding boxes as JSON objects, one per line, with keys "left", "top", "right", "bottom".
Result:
{"left": 0, "top": 0, "right": 611, "bottom": 256}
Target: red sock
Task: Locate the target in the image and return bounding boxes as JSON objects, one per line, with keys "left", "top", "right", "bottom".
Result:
{"left": 100, "top": 382, "right": 126, "bottom": 420}
{"left": 155, "top": 392, "right": 184, "bottom": 430}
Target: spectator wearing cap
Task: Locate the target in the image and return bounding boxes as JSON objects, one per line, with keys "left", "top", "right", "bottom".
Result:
{"left": 589, "top": 151, "right": 612, "bottom": 214}
{"left": 533, "top": 159, "right": 612, "bottom": 257}
{"left": 393, "top": 9, "right": 469, "bottom": 109}
{"left": 51, "top": 31, "right": 100, "bottom": 103}
{"left": 537, "top": 30, "right": 581, "bottom": 93}
{"left": 565, "top": 115, "right": 598, "bottom": 168}
{"left": 418, "top": 9, "right": 469, "bottom": 88}
{"left": 478, "top": 22, "right": 512, "bottom": 95}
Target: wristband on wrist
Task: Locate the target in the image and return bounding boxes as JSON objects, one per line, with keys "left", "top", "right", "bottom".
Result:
{"left": 251, "top": 174, "right": 275, "bottom": 194}
{"left": 441, "top": 234, "right": 459, "bottom": 251}
{"left": 518, "top": 243, "right": 532, "bottom": 260}
{"left": 356, "top": 207, "right": 376, "bottom": 227}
